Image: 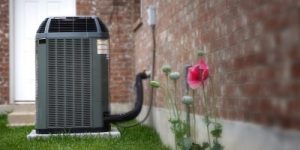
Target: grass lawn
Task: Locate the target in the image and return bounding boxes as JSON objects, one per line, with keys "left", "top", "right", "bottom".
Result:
{"left": 0, "top": 115, "right": 169, "bottom": 150}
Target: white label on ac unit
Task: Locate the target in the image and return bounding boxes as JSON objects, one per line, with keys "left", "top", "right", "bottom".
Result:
{"left": 97, "top": 39, "right": 109, "bottom": 54}
{"left": 97, "top": 48, "right": 108, "bottom": 54}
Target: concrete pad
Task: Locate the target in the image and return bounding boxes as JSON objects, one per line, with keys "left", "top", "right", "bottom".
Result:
{"left": 13, "top": 104, "right": 35, "bottom": 112}
{"left": 8, "top": 112, "right": 35, "bottom": 126}
{"left": 7, "top": 104, "right": 36, "bottom": 126}
{"left": 0, "top": 105, "right": 14, "bottom": 114}
{"left": 27, "top": 127, "right": 121, "bottom": 140}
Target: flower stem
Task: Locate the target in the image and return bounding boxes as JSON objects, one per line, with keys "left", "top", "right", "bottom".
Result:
{"left": 173, "top": 81, "right": 180, "bottom": 119}
{"left": 206, "top": 120, "right": 211, "bottom": 147}
{"left": 192, "top": 90, "right": 197, "bottom": 140}
{"left": 209, "top": 76, "right": 218, "bottom": 122}
{"left": 185, "top": 104, "right": 191, "bottom": 137}
{"left": 166, "top": 74, "right": 176, "bottom": 118}
{"left": 202, "top": 83, "right": 211, "bottom": 147}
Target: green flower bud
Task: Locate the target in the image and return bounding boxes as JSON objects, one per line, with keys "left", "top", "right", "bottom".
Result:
{"left": 149, "top": 80, "right": 160, "bottom": 88}
{"left": 197, "top": 49, "right": 205, "bottom": 57}
{"left": 169, "top": 72, "right": 180, "bottom": 80}
{"left": 182, "top": 95, "right": 193, "bottom": 105}
{"left": 161, "top": 64, "right": 171, "bottom": 74}
{"left": 168, "top": 118, "right": 180, "bottom": 124}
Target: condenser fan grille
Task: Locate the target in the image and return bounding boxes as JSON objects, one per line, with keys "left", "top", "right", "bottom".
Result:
{"left": 48, "top": 18, "right": 97, "bottom": 32}
{"left": 47, "top": 39, "right": 92, "bottom": 128}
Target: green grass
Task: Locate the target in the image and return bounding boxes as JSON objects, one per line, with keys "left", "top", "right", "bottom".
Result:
{"left": 0, "top": 115, "right": 169, "bottom": 150}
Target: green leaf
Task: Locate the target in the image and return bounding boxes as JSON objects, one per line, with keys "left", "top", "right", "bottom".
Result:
{"left": 211, "top": 141, "right": 224, "bottom": 150}
{"left": 191, "top": 143, "right": 202, "bottom": 150}
{"left": 210, "top": 123, "right": 223, "bottom": 138}
{"left": 202, "top": 142, "right": 209, "bottom": 149}
{"left": 169, "top": 119, "right": 188, "bottom": 140}
{"left": 168, "top": 118, "right": 179, "bottom": 124}
{"left": 182, "top": 137, "right": 193, "bottom": 150}
{"left": 210, "top": 128, "right": 222, "bottom": 138}
{"left": 214, "top": 122, "right": 222, "bottom": 129}
{"left": 191, "top": 142, "right": 210, "bottom": 150}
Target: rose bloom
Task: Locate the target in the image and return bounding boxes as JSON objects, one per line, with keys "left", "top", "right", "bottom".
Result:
{"left": 187, "top": 59, "right": 209, "bottom": 89}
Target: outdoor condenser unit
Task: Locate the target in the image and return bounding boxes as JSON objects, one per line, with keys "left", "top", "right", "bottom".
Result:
{"left": 36, "top": 16, "right": 148, "bottom": 134}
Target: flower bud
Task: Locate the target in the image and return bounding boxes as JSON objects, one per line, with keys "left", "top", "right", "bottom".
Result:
{"left": 149, "top": 80, "right": 160, "bottom": 88}
{"left": 197, "top": 49, "right": 205, "bottom": 57}
{"left": 182, "top": 95, "right": 193, "bottom": 105}
{"left": 169, "top": 72, "right": 180, "bottom": 80}
{"left": 161, "top": 64, "right": 171, "bottom": 74}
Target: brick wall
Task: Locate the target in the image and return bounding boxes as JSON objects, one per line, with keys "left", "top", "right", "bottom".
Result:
{"left": 0, "top": 0, "right": 9, "bottom": 104}
{"left": 77, "top": 0, "right": 139, "bottom": 103}
{"left": 135, "top": 0, "right": 300, "bottom": 129}
{"left": 0, "top": 0, "right": 138, "bottom": 104}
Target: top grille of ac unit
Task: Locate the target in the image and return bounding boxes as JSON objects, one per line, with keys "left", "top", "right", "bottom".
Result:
{"left": 36, "top": 16, "right": 109, "bottom": 38}
{"left": 48, "top": 18, "right": 97, "bottom": 32}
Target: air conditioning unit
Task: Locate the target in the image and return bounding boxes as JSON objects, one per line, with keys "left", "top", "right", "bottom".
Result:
{"left": 36, "top": 16, "right": 111, "bottom": 134}
{"left": 35, "top": 16, "right": 148, "bottom": 134}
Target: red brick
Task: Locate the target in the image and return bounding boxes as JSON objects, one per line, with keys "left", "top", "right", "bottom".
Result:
{"left": 288, "top": 100, "right": 300, "bottom": 115}
{"left": 0, "top": 0, "right": 9, "bottom": 104}
{"left": 279, "top": 115, "right": 300, "bottom": 130}
{"left": 289, "top": 46, "right": 300, "bottom": 61}
{"left": 291, "top": 62, "right": 300, "bottom": 79}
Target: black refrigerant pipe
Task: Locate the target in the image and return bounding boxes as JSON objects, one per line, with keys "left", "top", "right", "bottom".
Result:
{"left": 105, "top": 26, "right": 156, "bottom": 126}
{"left": 104, "top": 71, "right": 149, "bottom": 123}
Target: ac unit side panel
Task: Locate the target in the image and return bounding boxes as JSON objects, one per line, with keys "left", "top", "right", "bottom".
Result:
{"left": 92, "top": 39, "right": 108, "bottom": 127}
{"left": 36, "top": 40, "right": 48, "bottom": 129}
{"left": 91, "top": 39, "right": 103, "bottom": 127}
{"left": 100, "top": 52, "right": 109, "bottom": 116}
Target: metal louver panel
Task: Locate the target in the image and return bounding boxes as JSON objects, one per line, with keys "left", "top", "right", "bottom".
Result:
{"left": 37, "top": 18, "right": 48, "bottom": 33}
{"left": 48, "top": 18, "right": 97, "bottom": 32}
{"left": 47, "top": 39, "right": 92, "bottom": 128}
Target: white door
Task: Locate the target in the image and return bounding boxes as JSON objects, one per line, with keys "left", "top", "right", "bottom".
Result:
{"left": 14, "top": 0, "right": 76, "bottom": 102}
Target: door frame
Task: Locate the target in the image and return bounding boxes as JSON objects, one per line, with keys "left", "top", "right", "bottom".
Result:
{"left": 9, "top": 0, "right": 15, "bottom": 104}
{"left": 9, "top": 0, "right": 77, "bottom": 104}
{"left": 9, "top": 0, "right": 36, "bottom": 104}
